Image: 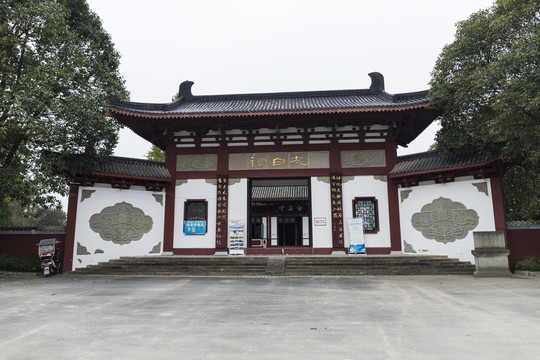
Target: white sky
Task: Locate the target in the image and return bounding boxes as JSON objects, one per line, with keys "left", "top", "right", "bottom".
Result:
{"left": 86, "top": 0, "right": 495, "bottom": 158}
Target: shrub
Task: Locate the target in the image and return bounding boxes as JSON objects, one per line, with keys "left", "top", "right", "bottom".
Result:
{"left": 515, "top": 257, "right": 540, "bottom": 272}
{"left": 0, "top": 254, "right": 41, "bottom": 272}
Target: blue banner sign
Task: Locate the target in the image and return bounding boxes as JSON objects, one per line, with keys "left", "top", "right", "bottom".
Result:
{"left": 184, "top": 221, "right": 207, "bottom": 235}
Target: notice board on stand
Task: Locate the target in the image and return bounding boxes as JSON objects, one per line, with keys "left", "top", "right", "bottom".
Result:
{"left": 229, "top": 221, "right": 245, "bottom": 255}
{"left": 347, "top": 218, "right": 366, "bottom": 254}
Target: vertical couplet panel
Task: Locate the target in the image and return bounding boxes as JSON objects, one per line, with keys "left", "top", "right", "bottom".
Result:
{"left": 215, "top": 176, "right": 228, "bottom": 249}
{"left": 330, "top": 174, "right": 344, "bottom": 249}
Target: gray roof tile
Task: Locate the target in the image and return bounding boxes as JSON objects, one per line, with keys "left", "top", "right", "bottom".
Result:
{"left": 391, "top": 150, "right": 497, "bottom": 176}
{"left": 64, "top": 154, "right": 171, "bottom": 180}
{"left": 252, "top": 185, "right": 309, "bottom": 200}
{"left": 109, "top": 74, "right": 429, "bottom": 118}
{"left": 95, "top": 156, "right": 171, "bottom": 180}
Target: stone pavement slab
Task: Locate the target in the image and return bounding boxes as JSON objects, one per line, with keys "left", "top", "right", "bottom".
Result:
{"left": 1, "top": 274, "right": 539, "bottom": 360}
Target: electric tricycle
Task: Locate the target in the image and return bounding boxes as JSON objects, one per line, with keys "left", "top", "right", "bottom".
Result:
{"left": 37, "top": 238, "right": 61, "bottom": 276}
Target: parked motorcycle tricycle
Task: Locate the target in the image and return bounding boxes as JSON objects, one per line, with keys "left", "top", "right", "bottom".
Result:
{"left": 37, "top": 238, "right": 61, "bottom": 276}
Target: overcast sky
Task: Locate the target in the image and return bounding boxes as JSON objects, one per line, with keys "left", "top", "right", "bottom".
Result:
{"left": 86, "top": 0, "right": 495, "bottom": 158}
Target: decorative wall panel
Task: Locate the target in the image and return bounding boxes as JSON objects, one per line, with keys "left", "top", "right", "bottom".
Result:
{"left": 400, "top": 190, "right": 412, "bottom": 203}
{"left": 177, "top": 154, "right": 218, "bottom": 171}
{"left": 81, "top": 189, "right": 96, "bottom": 202}
{"left": 89, "top": 202, "right": 153, "bottom": 245}
{"left": 411, "top": 197, "right": 479, "bottom": 244}
{"left": 472, "top": 182, "right": 489, "bottom": 196}
{"left": 341, "top": 150, "right": 386, "bottom": 168}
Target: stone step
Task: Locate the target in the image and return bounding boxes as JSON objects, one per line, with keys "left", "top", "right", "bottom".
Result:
{"left": 73, "top": 255, "right": 475, "bottom": 276}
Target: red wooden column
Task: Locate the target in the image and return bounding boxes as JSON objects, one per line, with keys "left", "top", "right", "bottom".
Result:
{"left": 386, "top": 141, "right": 402, "bottom": 252}
{"left": 63, "top": 184, "right": 79, "bottom": 272}
{"left": 163, "top": 145, "right": 176, "bottom": 253}
{"left": 490, "top": 176, "right": 508, "bottom": 247}
{"left": 328, "top": 141, "right": 345, "bottom": 251}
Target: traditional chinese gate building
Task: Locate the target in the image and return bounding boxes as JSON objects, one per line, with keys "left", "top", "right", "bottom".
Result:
{"left": 63, "top": 73, "right": 507, "bottom": 271}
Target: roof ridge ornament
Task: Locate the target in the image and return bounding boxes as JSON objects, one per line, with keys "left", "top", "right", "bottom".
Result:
{"left": 179, "top": 80, "right": 194, "bottom": 101}
{"left": 368, "top": 72, "right": 385, "bottom": 92}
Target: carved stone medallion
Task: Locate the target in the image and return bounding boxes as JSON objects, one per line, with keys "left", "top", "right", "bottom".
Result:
{"left": 89, "top": 202, "right": 153, "bottom": 245}
{"left": 411, "top": 197, "right": 479, "bottom": 244}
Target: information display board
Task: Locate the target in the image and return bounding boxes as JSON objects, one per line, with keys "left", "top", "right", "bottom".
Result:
{"left": 184, "top": 221, "right": 207, "bottom": 235}
{"left": 347, "top": 218, "right": 366, "bottom": 254}
{"left": 229, "top": 221, "right": 245, "bottom": 255}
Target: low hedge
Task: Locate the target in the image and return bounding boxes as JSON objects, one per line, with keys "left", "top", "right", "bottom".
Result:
{"left": 515, "top": 257, "right": 540, "bottom": 272}
{"left": 0, "top": 254, "right": 41, "bottom": 272}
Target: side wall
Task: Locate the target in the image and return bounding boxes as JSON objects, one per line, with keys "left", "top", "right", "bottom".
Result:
{"left": 311, "top": 177, "right": 333, "bottom": 249}
{"left": 507, "top": 228, "right": 540, "bottom": 269}
{"left": 398, "top": 178, "right": 496, "bottom": 263}
{"left": 174, "top": 179, "right": 217, "bottom": 250}
{"left": 72, "top": 184, "right": 166, "bottom": 270}
{"left": 0, "top": 232, "right": 65, "bottom": 257}
{"left": 342, "top": 175, "right": 391, "bottom": 251}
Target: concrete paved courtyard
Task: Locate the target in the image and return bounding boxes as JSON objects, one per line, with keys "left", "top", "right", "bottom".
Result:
{"left": 1, "top": 273, "right": 539, "bottom": 360}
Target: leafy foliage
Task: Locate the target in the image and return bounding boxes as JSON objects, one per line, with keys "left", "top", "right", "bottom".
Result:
{"left": 429, "top": 0, "right": 540, "bottom": 220}
{"left": 503, "top": 164, "right": 540, "bottom": 220}
{"left": 146, "top": 144, "right": 165, "bottom": 162}
{"left": 0, "top": 254, "right": 41, "bottom": 272}
{"left": 0, "top": 0, "right": 128, "bottom": 210}
{"left": 430, "top": 0, "right": 539, "bottom": 161}
{"left": 514, "top": 256, "right": 540, "bottom": 272}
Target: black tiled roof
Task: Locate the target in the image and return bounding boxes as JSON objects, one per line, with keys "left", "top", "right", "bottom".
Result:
{"left": 390, "top": 150, "right": 498, "bottom": 176}
{"left": 252, "top": 185, "right": 309, "bottom": 200}
{"left": 94, "top": 156, "right": 171, "bottom": 180}
{"left": 109, "top": 73, "right": 429, "bottom": 117}
{"left": 64, "top": 154, "right": 171, "bottom": 180}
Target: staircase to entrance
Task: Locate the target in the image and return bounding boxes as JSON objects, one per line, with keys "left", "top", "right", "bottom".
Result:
{"left": 72, "top": 255, "right": 475, "bottom": 276}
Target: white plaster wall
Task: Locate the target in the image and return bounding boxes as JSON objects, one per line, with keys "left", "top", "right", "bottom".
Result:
{"left": 228, "top": 179, "right": 248, "bottom": 246}
{"left": 311, "top": 177, "right": 333, "bottom": 248}
{"left": 342, "top": 176, "right": 391, "bottom": 249}
{"left": 72, "top": 184, "right": 166, "bottom": 270}
{"left": 398, "top": 178, "right": 496, "bottom": 263}
{"left": 174, "top": 179, "right": 216, "bottom": 249}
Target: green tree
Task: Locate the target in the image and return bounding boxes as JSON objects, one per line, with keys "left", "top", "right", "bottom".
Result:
{"left": 0, "top": 0, "right": 129, "bottom": 212}
{"left": 145, "top": 144, "right": 165, "bottom": 162}
{"left": 429, "top": 0, "right": 540, "bottom": 220}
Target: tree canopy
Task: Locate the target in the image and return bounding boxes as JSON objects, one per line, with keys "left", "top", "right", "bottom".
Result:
{"left": 145, "top": 144, "right": 166, "bottom": 162}
{"left": 429, "top": 0, "right": 539, "bottom": 220}
{"left": 0, "top": 0, "right": 128, "bottom": 219}
{"left": 430, "top": 0, "right": 539, "bottom": 162}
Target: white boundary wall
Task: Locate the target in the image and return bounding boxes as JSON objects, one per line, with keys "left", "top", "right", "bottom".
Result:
{"left": 72, "top": 184, "right": 166, "bottom": 270}
{"left": 398, "top": 177, "right": 496, "bottom": 263}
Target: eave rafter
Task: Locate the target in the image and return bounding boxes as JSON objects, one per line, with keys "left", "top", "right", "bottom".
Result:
{"left": 112, "top": 104, "right": 434, "bottom": 150}
{"left": 166, "top": 113, "right": 402, "bottom": 148}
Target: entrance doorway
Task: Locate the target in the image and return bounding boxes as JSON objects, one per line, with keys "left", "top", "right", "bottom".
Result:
{"left": 278, "top": 216, "right": 302, "bottom": 246}
{"left": 249, "top": 178, "right": 311, "bottom": 248}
